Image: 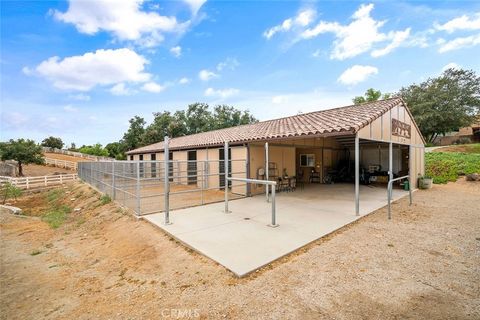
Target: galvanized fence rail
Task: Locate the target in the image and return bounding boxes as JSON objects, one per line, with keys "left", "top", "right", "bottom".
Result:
{"left": 387, "top": 175, "right": 412, "bottom": 219}
{"left": 78, "top": 158, "right": 248, "bottom": 217}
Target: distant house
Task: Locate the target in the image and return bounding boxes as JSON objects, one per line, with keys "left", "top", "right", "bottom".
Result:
{"left": 434, "top": 117, "right": 480, "bottom": 145}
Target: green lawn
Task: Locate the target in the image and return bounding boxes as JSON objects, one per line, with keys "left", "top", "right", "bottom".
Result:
{"left": 425, "top": 147, "right": 480, "bottom": 184}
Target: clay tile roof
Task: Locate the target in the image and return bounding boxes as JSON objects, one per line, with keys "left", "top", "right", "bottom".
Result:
{"left": 127, "top": 97, "right": 404, "bottom": 154}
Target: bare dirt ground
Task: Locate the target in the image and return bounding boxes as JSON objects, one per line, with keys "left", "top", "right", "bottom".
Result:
{"left": 1, "top": 179, "right": 479, "bottom": 319}
{"left": 21, "top": 164, "right": 73, "bottom": 177}
{"left": 43, "top": 152, "right": 89, "bottom": 163}
{"left": 432, "top": 143, "right": 480, "bottom": 154}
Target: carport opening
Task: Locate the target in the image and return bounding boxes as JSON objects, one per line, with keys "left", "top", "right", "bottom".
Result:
{"left": 351, "top": 139, "right": 410, "bottom": 189}
{"left": 292, "top": 136, "right": 409, "bottom": 190}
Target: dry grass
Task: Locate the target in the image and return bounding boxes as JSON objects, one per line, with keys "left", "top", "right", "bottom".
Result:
{"left": 432, "top": 143, "right": 480, "bottom": 154}
{"left": 20, "top": 164, "right": 73, "bottom": 177}
{"left": 43, "top": 152, "right": 89, "bottom": 163}
{"left": 1, "top": 179, "right": 479, "bottom": 319}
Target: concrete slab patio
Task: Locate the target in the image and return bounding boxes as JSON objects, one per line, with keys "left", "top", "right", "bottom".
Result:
{"left": 143, "top": 184, "right": 410, "bottom": 277}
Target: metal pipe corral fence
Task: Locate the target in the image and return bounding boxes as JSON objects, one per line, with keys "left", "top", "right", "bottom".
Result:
{"left": 77, "top": 157, "right": 248, "bottom": 218}
{"left": 387, "top": 175, "right": 412, "bottom": 219}
{"left": 227, "top": 177, "right": 278, "bottom": 227}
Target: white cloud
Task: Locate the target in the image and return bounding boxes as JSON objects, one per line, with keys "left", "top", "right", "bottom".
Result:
{"left": 264, "top": 8, "right": 316, "bottom": 39}
{"left": 216, "top": 58, "right": 239, "bottom": 71}
{"left": 442, "top": 62, "right": 461, "bottom": 71}
{"left": 301, "top": 3, "right": 410, "bottom": 60}
{"left": 54, "top": 0, "right": 188, "bottom": 47}
{"left": 204, "top": 87, "right": 239, "bottom": 98}
{"left": 179, "top": 77, "right": 190, "bottom": 84}
{"left": 183, "top": 0, "right": 207, "bottom": 16}
{"left": 170, "top": 46, "right": 182, "bottom": 57}
{"left": 435, "top": 13, "right": 480, "bottom": 33}
{"left": 198, "top": 69, "right": 218, "bottom": 81}
{"left": 295, "top": 9, "right": 316, "bottom": 27}
{"left": 338, "top": 65, "right": 378, "bottom": 85}
{"left": 438, "top": 34, "right": 480, "bottom": 53}
{"left": 22, "top": 66, "right": 33, "bottom": 75}
{"left": 110, "top": 83, "right": 133, "bottom": 96}
{"left": 272, "top": 95, "right": 289, "bottom": 104}
{"left": 63, "top": 104, "right": 78, "bottom": 112}
{"left": 68, "top": 93, "right": 90, "bottom": 101}
{"left": 31, "top": 48, "right": 150, "bottom": 91}
{"left": 141, "top": 81, "right": 165, "bottom": 93}
{"left": 371, "top": 28, "right": 411, "bottom": 57}
{"left": 1, "top": 112, "right": 29, "bottom": 129}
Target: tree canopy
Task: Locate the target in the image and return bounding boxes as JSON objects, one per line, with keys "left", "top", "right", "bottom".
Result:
{"left": 0, "top": 139, "right": 44, "bottom": 176}
{"left": 78, "top": 143, "right": 109, "bottom": 157}
{"left": 353, "top": 88, "right": 391, "bottom": 105}
{"left": 41, "top": 136, "right": 64, "bottom": 149}
{"left": 121, "top": 116, "right": 146, "bottom": 151}
{"left": 105, "top": 142, "right": 126, "bottom": 160}
{"left": 121, "top": 103, "right": 257, "bottom": 154}
{"left": 399, "top": 68, "right": 480, "bottom": 143}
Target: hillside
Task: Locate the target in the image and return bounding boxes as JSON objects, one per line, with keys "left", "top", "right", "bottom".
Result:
{"left": 43, "top": 152, "right": 90, "bottom": 163}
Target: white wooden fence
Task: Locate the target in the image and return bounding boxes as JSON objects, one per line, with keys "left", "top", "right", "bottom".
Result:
{"left": 0, "top": 174, "right": 78, "bottom": 190}
{"left": 44, "top": 157, "right": 77, "bottom": 170}
{"left": 42, "top": 147, "right": 113, "bottom": 161}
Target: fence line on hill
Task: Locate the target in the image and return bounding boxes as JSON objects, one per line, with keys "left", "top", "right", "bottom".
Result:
{"left": 0, "top": 174, "right": 78, "bottom": 190}
{"left": 44, "top": 157, "right": 78, "bottom": 170}
{"left": 42, "top": 147, "right": 114, "bottom": 162}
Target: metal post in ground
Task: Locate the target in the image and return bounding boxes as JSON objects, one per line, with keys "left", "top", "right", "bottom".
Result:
{"left": 164, "top": 136, "right": 171, "bottom": 225}
{"left": 201, "top": 161, "right": 207, "bottom": 205}
{"left": 354, "top": 135, "right": 360, "bottom": 216}
{"left": 112, "top": 161, "right": 116, "bottom": 200}
{"left": 389, "top": 142, "right": 393, "bottom": 199}
{"left": 224, "top": 141, "right": 230, "bottom": 213}
{"left": 408, "top": 145, "right": 412, "bottom": 205}
{"left": 265, "top": 142, "right": 269, "bottom": 202}
{"left": 122, "top": 162, "right": 126, "bottom": 207}
{"left": 268, "top": 182, "right": 279, "bottom": 227}
{"left": 388, "top": 180, "right": 392, "bottom": 219}
{"left": 136, "top": 161, "right": 141, "bottom": 216}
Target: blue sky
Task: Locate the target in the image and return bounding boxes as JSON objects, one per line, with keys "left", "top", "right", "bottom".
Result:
{"left": 1, "top": 0, "right": 480, "bottom": 146}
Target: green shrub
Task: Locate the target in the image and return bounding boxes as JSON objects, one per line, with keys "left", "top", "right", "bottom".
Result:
{"left": 42, "top": 205, "right": 72, "bottom": 229}
{"left": 1, "top": 182, "right": 22, "bottom": 204}
{"left": 100, "top": 194, "right": 111, "bottom": 205}
{"left": 46, "top": 189, "right": 65, "bottom": 203}
{"left": 425, "top": 152, "right": 480, "bottom": 184}
{"left": 30, "top": 249, "right": 42, "bottom": 256}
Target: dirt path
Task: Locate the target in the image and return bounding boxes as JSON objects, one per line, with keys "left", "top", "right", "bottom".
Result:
{"left": 1, "top": 180, "right": 479, "bottom": 319}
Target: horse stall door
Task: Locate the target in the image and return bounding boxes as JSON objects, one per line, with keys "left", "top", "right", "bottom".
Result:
{"left": 187, "top": 151, "right": 197, "bottom": 185}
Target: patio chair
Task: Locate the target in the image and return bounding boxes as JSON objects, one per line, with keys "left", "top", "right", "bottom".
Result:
{"left": 289, "top": 177, "right": 297, "bottom": 192}
{"left": 277, "top": 177, "right": 289, "bottom": 192}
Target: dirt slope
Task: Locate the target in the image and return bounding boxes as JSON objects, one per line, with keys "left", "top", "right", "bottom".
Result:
{"left": 1, "top": 180, "right": 479, "bottom": 319}
{"left": 19, "top": 164, "right": 73, "bottom": 177}
{"left": 43, "top": 152, "right": 89, "bottom": 163}
{"left": 432, "top": 143, "right": 480, "bottom": 154}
